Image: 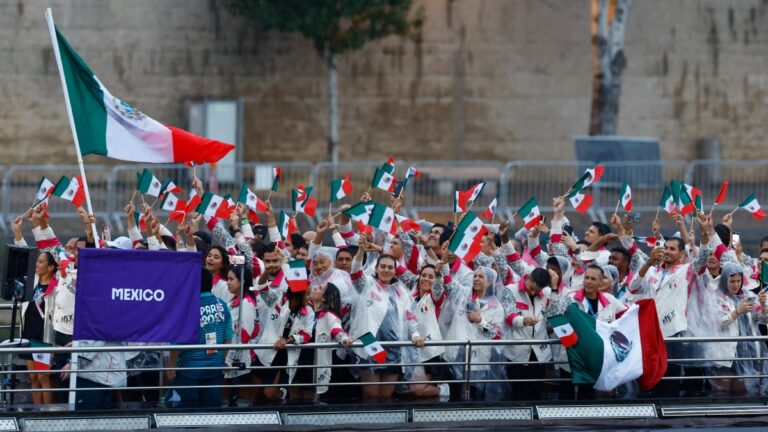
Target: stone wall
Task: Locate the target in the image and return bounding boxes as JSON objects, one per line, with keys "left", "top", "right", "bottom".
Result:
{"left": 0, "top": 0, "right": 767, "bottom": 165}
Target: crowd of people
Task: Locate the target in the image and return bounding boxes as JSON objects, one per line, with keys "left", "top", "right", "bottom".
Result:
{"left": 9, "top": 175, "right": 768, "bottom": 409}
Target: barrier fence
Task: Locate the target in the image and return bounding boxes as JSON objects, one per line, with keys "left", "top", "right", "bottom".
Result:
{"left": 1, "top": 159, "right": 768, "bottom": 230}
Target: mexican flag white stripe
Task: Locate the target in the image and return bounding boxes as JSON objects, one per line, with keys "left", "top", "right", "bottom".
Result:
{"left": 161, "top": 193, "right": 181, "bottom": 212}
{"left": 34, "top": 177, "right": 55, "bottom": 205}
{"left": 49, "top": 20, "right": 234, "bottom": 164}
{"left": 620, "top": 182, "right": 632, "bottom": 212}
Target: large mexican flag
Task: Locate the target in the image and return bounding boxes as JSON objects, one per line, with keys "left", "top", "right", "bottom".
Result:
{"left": 549, "top": 299, "right": 667, "bottom": 391}
{"left": 51, "top": 26, "right": 235, "bottom": 164}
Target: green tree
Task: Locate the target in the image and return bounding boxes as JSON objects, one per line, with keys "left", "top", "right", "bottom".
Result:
{"left": 223, "top": 0, "right": 422, "bottom": 165}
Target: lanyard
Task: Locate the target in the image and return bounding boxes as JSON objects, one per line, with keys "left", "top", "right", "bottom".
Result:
{"left": 585, "top": 298, "right": 597, "bottom": 316}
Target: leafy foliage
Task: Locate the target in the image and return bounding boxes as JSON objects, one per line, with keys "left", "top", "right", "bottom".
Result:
{"left": 223, "top": 0, "right": 421, "bottom": 56}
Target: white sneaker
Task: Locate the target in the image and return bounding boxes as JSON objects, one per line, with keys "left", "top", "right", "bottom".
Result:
{"left": 438, "top": 383, "right": 450, "bottom": 398}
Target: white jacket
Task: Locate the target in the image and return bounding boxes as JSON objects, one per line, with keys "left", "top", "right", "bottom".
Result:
{"left": 501, "top": 279, "right": 552, "bottom": 362}
{"left": 314, "top": 310, "right": 348, "bottom": 394}
{"left": 711, "top": 290, "right": 768, "bottom": 368}
{"left": 254, "top": 288, "right": 314, "bottom": 383}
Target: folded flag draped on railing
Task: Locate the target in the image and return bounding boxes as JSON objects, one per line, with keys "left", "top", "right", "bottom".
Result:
{"left": 549, "top": 298, "right": 667, "bottom": 391}
{"left": 54, "top": 28, "right": 234, "bottom": 164}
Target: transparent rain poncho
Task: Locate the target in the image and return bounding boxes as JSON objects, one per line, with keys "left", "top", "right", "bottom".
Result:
{"left": 440, "top": 265, "right": 508, "bottom": 401}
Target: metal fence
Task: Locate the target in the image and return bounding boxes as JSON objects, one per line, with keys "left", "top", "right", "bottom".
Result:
{"left": 0, "top": 335, "right": 765, "bottom": 407}
{"left": 2, "top": 160, "right": 768, "bottom": 232}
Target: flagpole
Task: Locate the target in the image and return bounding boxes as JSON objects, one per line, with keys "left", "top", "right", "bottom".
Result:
{"left": 708, "top": 203, "right": 716, "bottom": 217}
{"left": 729, "top": 206, "right": 740, "bottom": 216}
{"left": 130, "top": 189, "right": 137, "bottom": 203}
{"left": 45, "top": 7, "right": 90, "bottom": 410}
{"left": 614, "top": 199, "right": 621, "bottom": 216}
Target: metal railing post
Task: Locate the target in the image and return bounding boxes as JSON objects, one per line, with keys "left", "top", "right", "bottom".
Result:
{"left": 463, "top": 340, "right": 472, "bottom": 401}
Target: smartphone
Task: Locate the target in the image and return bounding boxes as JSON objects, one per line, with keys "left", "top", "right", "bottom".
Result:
{"left": 393, "top": 181, "right": 405, "bottom": 199}
{"left": 466, "top": 301, "right": 478, "bottom": 312}
{"left": 655, "top": 238, "right": 666, "bottom": 248}
{"left": 732, "top": 233, "right": 741, "bottom": 248}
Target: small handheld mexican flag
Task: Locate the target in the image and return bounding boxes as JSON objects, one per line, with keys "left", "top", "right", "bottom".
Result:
{"left": 659, "top": 185, "right": 676, "bottom": 215}
{"left": 448, "top": 212, "right": 488, "bottom": 263}
{"left": 197, "top": 192, "right": 229, "bottom": 218}
{"left": 278, "top": 211, "right": 297, "bottom": 240}
{"left": 740, "top": 194, "right": 767, "bottom": 220}
{"left": 568, "top": 189, "right": 593, "bottom": 214}
{"left": 292, "top": 185, "right": 317, "bottom": 217}
{"left": 286, "top": 259, "right": 309, "bottom": 292}
{"left": 159, "top": 179, "right": 181, "bottom": 199}
{"left": 371, "top": 167, "right": 396, "bottom": 193}
{"left": 137, "top": 169, "right": 162, "bottom": 197}
{"left": 330, "top": 172, "right": 353, "bottom": 203}
{"left": 480, "top": 197, "right": 498, "bottom": 219}
{"left": 133, "top": 211, "right": 147, "bottom": 232}
{"left": 517, "top": 197, "right": 541, "bottom": 229}
{"left": 368, "top": 203, "right": 398, "bottom": 236}
{"left": 186, "top": 189, "right": 202, "bottom": 214}
{"left": 454, "top": 190, "right": 469, "bottom": 213}
{"left": 161, "top": 193, "right": 186, "bottom": 222}
{"left": 238, "top": 184, "right": 267, "bottom": 212}
{"left": 33, "top": 177, "right": 56, "bottom": 207}
{"left": 465, "top": 182, "right": 486, "bottom": 203}
{"left": 30, "top": 340, "right": 53, "bottom": 371}
{"left": 53, "top": 175, "right": 85, "bottom": 207}
{"left": 404, "top": 166, "right": 421, "bottom": 185}
{"left": 714, "top": 180, "right": 729, "bottom": 205}
{"left": 342, "top": 202, "right": 373, "bottom": 225}
{"left": 359, "top": 332, "right": 387, "bottom": 364}
{"left": 619, "top": 182, "right": 632, "bottom": 212}
{"left": 271, "top": 166, "right": 282, "bottom": 192}
{"left": 395, "top": 214, "right": 420, "bottom": 232}
{"left": 548, "top": 299, "right": 667, "bottom": 391}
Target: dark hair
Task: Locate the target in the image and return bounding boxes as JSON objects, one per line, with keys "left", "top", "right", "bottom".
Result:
{"left": 530, "top": 267, "right": 551, "bottom": 289}
{"left": 194, "top": 231, "right": 212, "bottom": 248}
{"left": 262, "top": 243, "right": 278, "bottom": 255}
{"left": 420, "top": 264, "right": 437, "bottom": 275}
{"left": 591, "top": 222, "right": 611, "bottom": 236}
{"left": 586, "top": 264, "right": 605, "bottom": 277}
{"left": 193, "top": 238, "right": 207, "bottom": 254}
{"left": 438, "top": 229, "right": 454, "bottom": 247}
{"left": 40, "top": 251, "right": 59, "bottom": 273}
{"left": 287, "top": 288, "right": 306, "bottom": 314}
{"left": 492, "top": 233, "right": 502, "bottom": 247}
{"left": 335, "top": 248, "right": 354, "bottom": 260}
{"left": 323, "top": 283, "right": 343, "bottom": 316}
{"left": 161, "top": 235, "right": 177, "bottom": 251}
{"left": 760, "top": 248, "right": 768, "bottom": 256}
{"left": 200, "top": 268, "right": 213, "bottom": 292}
{"left": 432, "top": 223, "right": 448, "bottom": 233}
{"left": 250, "top": 239, "right": 266, "bottom": 259}
{"left": 760, "top": 236, "right": 768, "bottom": 247}
{"left": 713, "top": 224, "right": 731, "bottom": 246}
{"left": 289, "top": 233, "right": 306, "bottom": 249}
{"left": 576, "top": 239, "right": 590, "bottom": 247}
{"left": 229, "top": 265, "right": 253, "bottom": 292}
{"left": 206, "top": 245, "right": 230, "bottom": 278}
{"left": 610, "top": 246, "right": 632, "bottom": 263}
{"left": 666, "top": 237, "right": 684, "bottom": 251}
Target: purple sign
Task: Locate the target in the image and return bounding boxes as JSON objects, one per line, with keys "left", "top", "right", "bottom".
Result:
{"left": 74, "top": 248, "right": 201, "bottom": 343}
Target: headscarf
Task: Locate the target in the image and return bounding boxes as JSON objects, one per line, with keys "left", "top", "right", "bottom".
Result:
{"left": 310, "top": 246, "right": 355, "bottom": 308}
{"left": 476, "top": 266, "right": 500, "bottom": 299}
{"left": 602, "top": 264, "right": 619, "bottom": 294}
